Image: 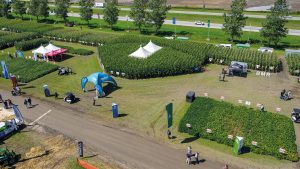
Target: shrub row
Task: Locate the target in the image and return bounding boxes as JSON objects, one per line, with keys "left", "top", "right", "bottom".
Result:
{"left": 15, "top": 38, "right": 49, "bottom": 51}
{"left": 100, "top": 35, "right": 280, "bottom": 79}
{"left": 56, "top": 45, "right": 94, "bottom": 56}
{"left": 0, "top": 32, "right": 40, "bottom": 49}
{"left": 0, "top": 54, "right": 58, "bottom": 83}
{"left": 286, "top": 55, "right": 300, "bottom": 76}
{"left": 178, "top": 97, "right": 298, "bottom": 161}
{"left": 0, "top": 18, "right": 62, "bottom": 33}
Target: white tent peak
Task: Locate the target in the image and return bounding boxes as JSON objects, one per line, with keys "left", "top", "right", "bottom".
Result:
{"left": 45, "top": 43, "right": 61, "bottom": 51}
{"left": 129, "top": 46, "right": 152, "bottom": 58}
{"left": 144, "top": 40, "right": 162, "bottom": 53}
{"left": 32, "top": 46, "right": 50, "bottom": 55}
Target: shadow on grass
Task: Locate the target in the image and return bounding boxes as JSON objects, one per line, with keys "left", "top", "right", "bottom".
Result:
{"left": 181, "top": 135, "right": 200, "bottom": 144}
{"left": 118, "top": 113, "right": 128, "bottom": 117}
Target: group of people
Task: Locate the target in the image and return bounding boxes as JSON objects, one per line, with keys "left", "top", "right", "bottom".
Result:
{"left": 0, "top": 94, "right": 13, "bottom": 109}
{"left": 23, "top": 97, "right": 32, "bottom": 109}
{"left": 58, "top": 67, "right": 72, "bottom": 76}
{"left": 186, "top": 146, "right": 200, "bottom": 165}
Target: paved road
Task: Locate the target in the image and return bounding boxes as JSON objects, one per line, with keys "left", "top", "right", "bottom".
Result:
{"left": 0, "top": 89, "right": 237, "bottom": 169}
{"left": 51, "top": 5, "right": 300, "bottom": 21}
{"left": 58, "top": 12, "right": 300, "bottom": 36}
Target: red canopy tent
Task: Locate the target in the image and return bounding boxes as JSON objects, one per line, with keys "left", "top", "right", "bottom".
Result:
{"left": 46, "top": 48, "right": 67, "bottom": 61}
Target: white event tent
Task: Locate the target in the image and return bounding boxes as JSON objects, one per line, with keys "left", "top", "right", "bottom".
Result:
{"left": 45, "top": 43, "right": 61, "bottom": 51}
{"left": 144, "top": 40, "right": 162, "bottom": 53}
{"left": 129, "top": 41, "right": 162, "bottom": 59}
{"left": 32, "top": 46, "right": 50, "bottom": 55}
{"left": 129, "top": 46, "right": 153, "bottom": 58}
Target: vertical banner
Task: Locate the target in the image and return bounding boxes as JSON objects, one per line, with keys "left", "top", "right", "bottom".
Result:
{"left": 166, "top": 103, "right": 173, "bottom": 128}
{"left": 12, "top": 105, "right": 24, "bottom": 125}
{"left": 77, "top": 141, "right": 84, "bottom": 157}
{"left": 172, "top": 17, "right": 176, "bottom": 25}
{"left": 1, "top": 61, "right": 9, "bottom": 79}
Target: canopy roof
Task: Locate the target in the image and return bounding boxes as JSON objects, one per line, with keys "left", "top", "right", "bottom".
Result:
{"left": 129, "top": 46, "right": 152, "bottom": 58}
{"left": 144, "top": 40, "right": 162, "bottom": 53}
{"left": 45, "top": 43, "right": 61, "bottom": 51}
{"left": 47, "top": 49, "right": 67, "bottom": 57}
{"left": 32, "top": 46, "right": 50, "bottom": 55}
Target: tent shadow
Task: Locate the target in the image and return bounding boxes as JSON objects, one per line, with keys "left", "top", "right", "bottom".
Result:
{"left": 181, "top": 135, "right": 199, "bottom": 144}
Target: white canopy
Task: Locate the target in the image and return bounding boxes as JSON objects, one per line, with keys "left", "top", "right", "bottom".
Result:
{"left": 45, "top": 43, "right": 61, "bottom": 51}
{"left": 129, "top": 46, "right": 152, "bottom": 58}
{"left": 144, "top": 40, "right": 162, "bottom": 53}
{"left": 32, "top": 46, "right": 50, "bottom": 55}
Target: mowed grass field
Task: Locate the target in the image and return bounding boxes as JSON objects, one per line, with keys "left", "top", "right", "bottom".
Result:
{"left": 1, "top": 41, "right": 300, "bottom": 168}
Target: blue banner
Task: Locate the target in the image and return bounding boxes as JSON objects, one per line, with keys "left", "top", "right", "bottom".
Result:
{"left": 1, "top": 61, "right": 9, "bottom": 79}
{"left": 12, "top": 105, "right": 24, "bottom": 125}
{"left": 172, "top": 17, "right": 176, "bottom": 25}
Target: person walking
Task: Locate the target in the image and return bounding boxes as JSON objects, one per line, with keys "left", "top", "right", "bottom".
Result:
{"left": 195, "top": 152, "right": 199, "bottom": 164}
{"left": 28, "top": 97, "right": 32, "bottom": 107}
{"left": 24, "top": 98, "right": 28, "bottom": 109}
{"left": 0, "top": 94, "right": 3, "bottom": 103}
{"left": 54, "top": 92, "right": 58, "bottom": 99}
{"left": 186, "top": 153, "right": 191, "bottom": 165}
{"left": 260, "top": 104, "right": 265, "bottom": 112}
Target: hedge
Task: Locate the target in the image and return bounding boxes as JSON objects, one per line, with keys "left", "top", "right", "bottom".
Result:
{"left": 286, "top": 55, "right": 300, "bottom": 76}
{"left": 99, "top": 35, "right": 280, "bottom": 79}
{"left": 0, "top": 54, "right": 58, "bottom": 83}
{"left": 0, "top": 32, "right": 40, "bottom": 49}
{"left": 15, "top": 38, "right": 49, "bottom": 51}
{"left": 178, "top": 97, "right": 298, "bottom": 161}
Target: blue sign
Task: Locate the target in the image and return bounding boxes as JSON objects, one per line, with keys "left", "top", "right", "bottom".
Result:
{"left": 1, "top": 61, "right": 9, "bottom": 79}
{"left": 12, "top": 105, "right": 24, "bottom": 124}
{"left": 16, "top": 50, "right": 24, "bottom": 58}
{"left": 172, "top": 17, "right": 176, "bottom": 25}
{"left": 112, "top": 103, "right": 118, "bottom": 118}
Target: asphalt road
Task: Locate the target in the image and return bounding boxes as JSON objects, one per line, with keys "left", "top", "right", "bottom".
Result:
{"left": 59, "top": 12, "right": 300, "bottom": 36}
{"left": 53, "top": 5, "right": 300, "bottom": 21}
{"left": 0, "top": 89, "right": 237, "bottom": 169}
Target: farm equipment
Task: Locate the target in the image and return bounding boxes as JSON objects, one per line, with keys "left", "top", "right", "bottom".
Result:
{"left": 280, "top": 90, "right": 292, "bottom": 101}
{"left": 0, "top": 148, "right": 19, "bottom": 166}
{"left": 291, "top": 108, "right": 300, "bottom": 123}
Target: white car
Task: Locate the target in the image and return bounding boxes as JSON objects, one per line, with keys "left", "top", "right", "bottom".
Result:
{"left": 194, "top": 21, "right": 205, "bottom": 26}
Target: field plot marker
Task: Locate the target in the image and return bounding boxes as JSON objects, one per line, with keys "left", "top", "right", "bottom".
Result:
{"left": 29, "top": 109, "right": 52, "bottom": 125}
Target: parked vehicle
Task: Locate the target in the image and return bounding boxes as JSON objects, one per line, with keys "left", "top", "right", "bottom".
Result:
{"left": 194, "top": 21, "right": 205, "bottom": 25}
{"left": 291, "top": 108, "right": 300, "bottom": 123}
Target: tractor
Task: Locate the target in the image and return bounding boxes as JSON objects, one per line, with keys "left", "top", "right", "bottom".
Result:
{"left": 0, "top": 148, "right": 19, "bottom": 167}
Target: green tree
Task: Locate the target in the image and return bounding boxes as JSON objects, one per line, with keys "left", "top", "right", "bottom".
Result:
{"left": 38, "top": 0, "right": 50, "bottom": 19}
{"left": 103, "top": 0, "right": 119, "bottom": 29}
{"left": 0, "top": 0, "right": 10, "bottom": 18}
{"left": 130, "top": 0, "right": 148, "bottom": 33}
{"left": 79, "top": 0, "right": 95, "bottom": 25}
{"left": 12, "top": 0, "right": 26, "bottom": 19}
{"left": 28, "top": 0, "right": 39, "bottom": 20}
{"left": 223, "top": 0, "right": 247, "bottom": 41}
{"left": 55, "top": 0, "right": 70, "bottom": 22}
{"left": 260, "top": 0, "right": 289, "bottom": 46}
{"left": 148, "top": 0, "right": 170, "bottom": 33}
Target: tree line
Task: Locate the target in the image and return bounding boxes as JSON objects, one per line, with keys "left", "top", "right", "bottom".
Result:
{"left": 0, "top": 0, "right": 290, "bottom": 46}
{"left": 223, "top": 0, "right": 289, "bottom": 46}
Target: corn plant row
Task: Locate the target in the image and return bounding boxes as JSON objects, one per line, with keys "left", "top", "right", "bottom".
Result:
{"left": 15, "top": 38, "right": 49, "bottom": 51}
{"left": 286, "top": 55, "right": 300, "bottom": 75}
{"left": 0, "top": 54, "right": 58, "bottom": 83}
{"left": 0, "top": 18, "right": 62, "bottom": 33}
{"left": 0, "top": 32, "right": 40, "bottom": 49}
{"left": 179, "top": 97, "right": 298, "bottom": 161}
